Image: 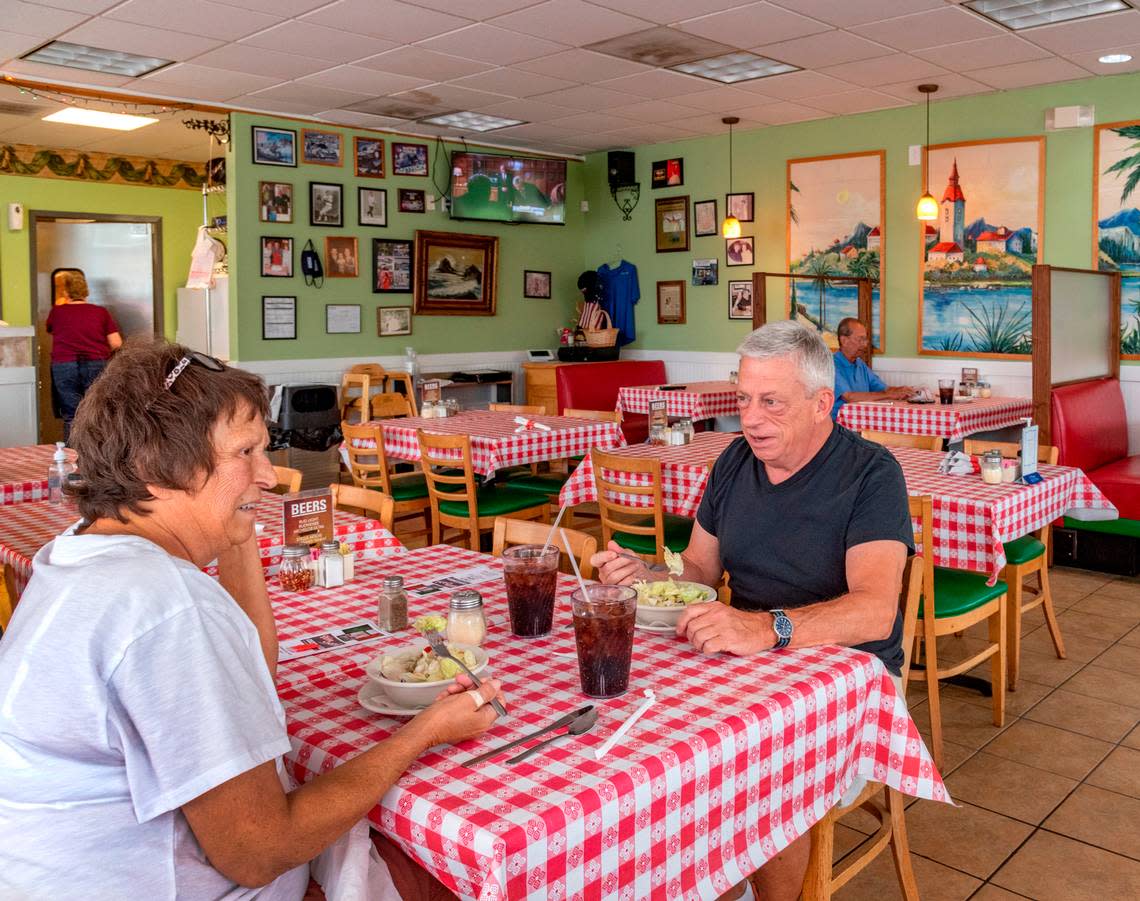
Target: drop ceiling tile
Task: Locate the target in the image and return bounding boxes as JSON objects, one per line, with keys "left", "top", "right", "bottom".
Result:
{"left": 514, "top": 47, "right": 651, "bottom": 80}
{"left": 295, "top": 65, "right": 430, "bottom": 95}
{"left": 238, "top": 22, "right": 397, "bottom": 63}
{"left": 402, "top": 0, "right": 546, "bottom": 17}
{"left": 529, "top": 83, "right": 642, "bottom": 110}
{"left": 876, "top": 73, "right": 994, "bottom": 103}
{"left": 22, "top": 0, "right": 122, "bottom": 12}
{"left": 851, "top": 6, "right": 1004, "bottom": 53}
{"left": 105, "top": 0, "right": 282, "bottom": 42}
{"left": 819, "top": 53, "right": 948, "bottom": 88}
{"left": 672, "top": 85, "right": 767, "bottom": 111}
{"left": 597, "top": 122, "right": 699, "bottom": 144}
{"left": 356, "top": 47, "right": 492, "bottom": 81}
{"left": 1066, "top": 43, "right": 1140, "bottom": 75}
{"left": 246, "top": 82, "right": 372, "bottom": 110}
{"left": 215, "top": 0, "right": 330, "bottom": 14}
{"left": 416, "top": 24, "right": 570, "bottom": 65}
{"left": 589, "top": 1, "right": 763, "bottom": 27}
{"left": 971, "top": 56, "right": 1093, "bottom": 90}
{"left": 672, "top": 111, "right": 765, "bottom": 134}
{"left": 547, "top": 110, "right": 641, "bottom": 131}
{"left": 189, "top": 44, "right": 330, "bottom": 79}
{"left": 750, "top": 30, "right": 892, "bottom": 68}
{"left": 302, "top": 0, "right": 472, "bottom": 43}
{"left": 81, "top": 130, "right": 202, "bottom": 158}
{"left": 448, "top": 67, "right": 578, "bottom": 97}
{"left": 584, "top": 25, "right": 733, "bottom": 67}
{"left": 63, "top": 18, "right": 223, "bottom": 60}
{"left": 678, "top": 2, "right": 833, "bottom": 48}
{"left": 2, "top": 1, "right": 87, "bottom": 38}
{"left": 491, "top": 121, "right": 582, "bottom": 141}
{"left": 1022, "top": 11, "right": 1140, "bottom": 55}
{"left": 804, "top": 89, "right": 909, "bottom": 115}
{"left": 608, "top": 97, "right": 714, "bottom": 122}
{"left": 595, "top": 68, "right": 710, "bottom": 98}
{"left": 736, "top": 99, "right": 828, "bottom": 124}
{"left": 476, "top": 97, "right": 582, "bottom": 122}
{"left": 490, "top": 0, "right": 651, "bottom": 46}
{"left": 765, "top": 0, "right": 944, "bottom": 29}
{"left": 736, "top": 68, "right": 849, "bottom": 99}
{"left": 138, "top": 63, "right": 281, "bottom": 100}
{"left": 316, "top": 110, "right": 410, "bottom": 129}
{"left": 0, "top": 29, "right": 47, "bottom": 60}
{"left": 230, "top": 94, "right": 328, "bottom": 116}
{"left": 0, "top": 58, "right": 134, "bottom": 86}
{"left": 915, "top": 34, "right": 1052, "bottom": 71}
{"left": 392, "top": 83, "right": 514, "bottom": 111}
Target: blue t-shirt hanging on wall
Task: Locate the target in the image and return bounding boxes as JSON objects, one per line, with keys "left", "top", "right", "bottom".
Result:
{"left": 596, "top": 260, "right": 639, "bottom": 346}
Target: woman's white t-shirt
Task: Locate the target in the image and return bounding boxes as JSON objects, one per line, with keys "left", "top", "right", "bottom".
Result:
{"left": 0, "top": 531, "right": 310, "bottom": 899}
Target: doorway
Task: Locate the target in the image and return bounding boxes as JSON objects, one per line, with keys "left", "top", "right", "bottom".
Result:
{"left": 30, "top": 212, "right": 163, "bottom": 443}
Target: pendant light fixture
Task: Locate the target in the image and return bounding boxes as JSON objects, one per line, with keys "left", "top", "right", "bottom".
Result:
{"left": 721, "top": 116, "right": 741, "bottom": 239}
{"left": 915, "top": 84, "right": 939, "bottom": 221}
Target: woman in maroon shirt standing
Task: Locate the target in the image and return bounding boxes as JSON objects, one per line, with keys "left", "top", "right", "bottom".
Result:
{"left": 46, "top": 271, "right": 122, "bottom": 441}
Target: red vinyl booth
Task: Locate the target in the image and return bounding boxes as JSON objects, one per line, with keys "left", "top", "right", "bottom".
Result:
{"left": 555, "top": 359, "right": 667, "bottom": 444}
{"left": 1051, "top": 377, "right": 1140, "bottom": 521}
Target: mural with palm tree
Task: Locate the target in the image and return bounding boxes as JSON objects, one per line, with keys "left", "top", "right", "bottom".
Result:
{"left": 1095, "top": 121, "right": 1140, "bottom": 355}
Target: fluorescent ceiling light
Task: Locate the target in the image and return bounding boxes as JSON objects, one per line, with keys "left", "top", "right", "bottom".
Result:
{"left": 43, "top": 107, "right": 159, "bottom": 131}
{"left": 670, "top": 51, "right": 799, "bottom": 83}
{"left": 1099, "top": 52, "right": 1133, "bottom": 63}
{"left": 419, "top": 111, "right": 524, "bottom": 132}
{"left": 23, "top": 40, "right": 170, "bottom": 77}
{"left": 963, "top": 0, "right": 1129, "bottom": 31}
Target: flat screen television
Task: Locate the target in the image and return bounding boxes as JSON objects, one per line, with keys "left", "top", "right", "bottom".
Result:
{"left": 450, "top": 151, "right": 567, "bottom": 225}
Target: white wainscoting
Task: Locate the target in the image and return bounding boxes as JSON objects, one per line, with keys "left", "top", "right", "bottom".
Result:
{"left": 0, "top": 367, "right": 38, "bottom": 448}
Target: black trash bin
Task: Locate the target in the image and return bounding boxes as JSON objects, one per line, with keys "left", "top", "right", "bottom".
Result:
{"left": 268, "top": 384, "right": 342, "bottom": 489}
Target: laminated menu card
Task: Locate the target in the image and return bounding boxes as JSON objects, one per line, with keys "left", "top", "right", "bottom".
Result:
{"left": 421, "top": 379, "right": 442, "bottom": 405}
{"left": 282, "top": 487, "right": 334, "bottom": 546}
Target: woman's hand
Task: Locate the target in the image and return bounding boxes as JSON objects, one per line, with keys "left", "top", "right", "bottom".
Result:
{"left": 404, "top": 675, "right": 505, "bottom": 748}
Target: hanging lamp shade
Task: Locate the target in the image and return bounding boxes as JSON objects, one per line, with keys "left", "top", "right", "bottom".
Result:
{"left": 915, "top": 84, "right": 939, "bottom": 223}
{"left": 720, "top": 116, "right": 741, "bottom": 239}
{"left": 722, "top": 214, "right": 741, "bottom": 238}
{"left": 916, "top": 192, "right": 938, "bottom": 221}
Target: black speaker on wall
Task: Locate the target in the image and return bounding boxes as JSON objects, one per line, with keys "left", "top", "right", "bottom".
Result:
{"left": 607, "top": 150, "right": 635, "bottom": 187}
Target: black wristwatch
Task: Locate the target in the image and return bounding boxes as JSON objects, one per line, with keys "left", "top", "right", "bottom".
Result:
{"left": 770, "top": 609, "right": 793, "bottom": 650}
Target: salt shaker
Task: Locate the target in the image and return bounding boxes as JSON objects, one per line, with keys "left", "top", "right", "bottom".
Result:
{"left": 446, "top": 589, "right": 487, "bottom": 646}
{"left": 377, "top": 574, "right": 408, "bottom": 631}
{"left": 319, "top": 540, "right": 344, "bottom": 588}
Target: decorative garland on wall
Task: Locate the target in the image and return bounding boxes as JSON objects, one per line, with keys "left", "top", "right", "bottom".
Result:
{"left": 0, "top": 142, "right": 205, "bottom": 189}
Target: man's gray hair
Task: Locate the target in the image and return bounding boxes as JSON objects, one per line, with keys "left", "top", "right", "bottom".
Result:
{"left": 736, "top": 320, "right": 834, "bottom": 395}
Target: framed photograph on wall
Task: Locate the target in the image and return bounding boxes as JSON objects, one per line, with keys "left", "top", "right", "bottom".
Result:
{"left": 372, "top": 238, "right": 413, "bottom": 293}
{"left": 399, "top": 188, "right": 426, "bottom": 213}
{"left": 260, "top": 236, "right": 293, "bottom": 278}
{"left": 651, "top": 158, "right": 683, "bottom": 188}
{"left": 691, "top": 258, "right": 718, "bottom": 286}
{"left": 524, "top": 270, "right": 551, "bottom": 299}
{"left": 392, "top": 142, "right": 429, "bottom": 177}
{"left": 310, "top": 182, "right": 342, "bottom": 227}
{"left": 325, "top": 304, "right": 361, "bottom": 334}
{"left": 694, "top": 199, "right": 718, "bottom": 237}
{"left": 414, "top": 230, "right": 498, "bottom": 316}
{"left": 252, "top": 126, "right": 296, "bottom": 167}
{"left": 325, "top": 236, "right": 358, "bottom": 277}
{"left": 358, "top": 187, "right": 387, "bottom": 226}
{"left": 262, "top": 295, "right": 296, "bottom": 339}
{"left": 728, "top": 280, "right": 753, "bottom": 320}
{"left": 657, "top": 280, "right": 686, "bottom": 324}
{"left": 655, "top": 195, "right": 690, "bottom": 253}
{"left": 378, "top": 306, "right": 413, "bottom": 337}
{"left": 354, "top": 136, "right": 384, "bottom": 177}
{"left": 302, "top": 129, "right": 343, "bottom": 166}
{"left": 726, "top": 235, "right": 754, "bottom": 267}
{"left": 259, "top": 181, "right": 293, "bottom": 223}
{"left": 727, "top": 192, "right": 754, "bottom": 222}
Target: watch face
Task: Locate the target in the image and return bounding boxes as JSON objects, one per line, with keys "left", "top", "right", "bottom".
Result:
{"left": 774, "top": 613, "right": 793, "bottom": 638}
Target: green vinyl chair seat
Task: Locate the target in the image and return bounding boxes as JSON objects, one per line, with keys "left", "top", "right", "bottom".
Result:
{"left": 919, "top": 568, "right": 1008, "bottom": 619}
{"left": 612, "top": 514, "right": 694, "bottom": 556}
{"left": 385, "top": 474, "right": 429, "bottom": 501}
{"left": 437, "top": 484, "right": 548, "bottom": 519}
{"left": 504, "top": 472, "right": 571, "bottom": 495}
{"left": 1002, "top": 535, "right": 1046, "bottom": 566}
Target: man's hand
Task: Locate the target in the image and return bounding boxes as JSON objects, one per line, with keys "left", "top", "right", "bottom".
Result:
{"left": 676, "top": 602, "right": 774, "bottom": 656}
{"left": 404, "top": 675, "right": 504, "bottom": 748}
{"left": 885, "top": 386, "right": 913, "bottom": 400}
{"left": 591, "top": 541, "right": 660, "bottom": 585}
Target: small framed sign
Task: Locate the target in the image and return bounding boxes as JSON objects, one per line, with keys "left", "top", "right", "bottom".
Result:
{"left": 262, "top": 295, "right": 296, "bottom": 340}
{"left": 649, "top": 399, "right": 668, "bottom": 434}
{"left": 282, "top": 487, "right": 333, "bottom": 546}
{"left": 325, "top": 304, "right": 361, "bottom": 334}
{"left": 421, "top": 379, "right": 442, "bottom": 405}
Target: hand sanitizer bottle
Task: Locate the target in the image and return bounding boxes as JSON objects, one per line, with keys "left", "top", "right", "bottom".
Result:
{"left": 47, "top": 441, "right": 76, "bottom": 504}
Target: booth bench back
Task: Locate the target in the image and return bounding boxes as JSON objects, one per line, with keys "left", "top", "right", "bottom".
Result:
{"left": 1051, "top": 377, "right": 1128, "bottom": 474}
{"left": 555, "top": 359, "right": 667, "bottom": 444}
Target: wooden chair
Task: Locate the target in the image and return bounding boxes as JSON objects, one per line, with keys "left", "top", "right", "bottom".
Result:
{"left": 0, "top": 562, "right": 18, "bottom": 636}
{"left": 341, "top": 421, "right": 430, "bottom": 540}
{"left": 861, "top": 430, "right": 943, "bottom": 451}
{"left": 798, "top": 554, "right": 925, "bottom": 901}
{"left": 491, "top": 517, "right": 597, "bottom": 580}
{"left": 563, "top": 407, "right": 622, "bottom": 423}
{"left": 591, "top": 447, "right": 694, "bottom": 565}
{"left": 339, "top": 372, "right": 372, "bottom": 424}
{"left": 330, "top": 482, "right": 395, "bottom": 531}
{"left": 271, "top": 465, "right": 302, "bottom": 494}
{"left": 384, "top": 371, "right": 418, "bottom": 416}
{"left": 910, "top": 493, "right": 1007, "bottom": 770}
{"left": 488, "top": 403, "right": 547, "bottom": 415}
{"left": 370, "top": 392, "right": 414, "bottom": 419}
{"left": 417, "top": 429, "right": 548, "bottom": 550}
{"left": 963, "top": 439, "right": 1065, "bottom": 689}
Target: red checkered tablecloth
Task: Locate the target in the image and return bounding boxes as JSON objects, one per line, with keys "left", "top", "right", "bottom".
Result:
{"left": 275, "top": 544, "right": 947, "bottom": 901}
{"left": 836, "top": 396, "right": 1033, "bottom": 442}
{"left": 0, "top": 491, "right": 403, "bottom": 594}
{"left": 618, "top": 382, "right": 740, "bottom": 421}
{"left": 892, "top": 447, "right": 1117, "bottom": 582}
{"left": 0, "top": 445, "right": 76, "bottom": 506}
{"left": 349, "top": 411, "right": 626, "bottom": 479}
{"left": 559, "top": 432, "right": 740, "bottom": 518}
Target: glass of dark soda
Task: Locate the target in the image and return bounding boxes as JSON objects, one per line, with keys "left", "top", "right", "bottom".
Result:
{"left": 571, "top": 585, "right": 637, "bottom": 698}
{"left": 502, "top": 544, "right": 559, "bottom": 637}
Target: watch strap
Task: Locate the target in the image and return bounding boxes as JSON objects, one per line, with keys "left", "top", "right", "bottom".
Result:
{"left": 771, "top": 608, "right": 792, "bottom": 650}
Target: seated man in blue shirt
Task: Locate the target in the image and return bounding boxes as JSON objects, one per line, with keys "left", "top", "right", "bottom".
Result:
{"left": 831, "top": 317, "right": 913, "bottom": 418}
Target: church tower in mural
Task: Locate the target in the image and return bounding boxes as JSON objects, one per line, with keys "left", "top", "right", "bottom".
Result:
{"left": 940, "top": 159, "right": 966, "bottom": 248}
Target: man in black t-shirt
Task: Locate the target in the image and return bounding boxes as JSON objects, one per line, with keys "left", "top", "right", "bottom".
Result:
{"left": 592, "top": 320, "right": 913, "bottom": 901}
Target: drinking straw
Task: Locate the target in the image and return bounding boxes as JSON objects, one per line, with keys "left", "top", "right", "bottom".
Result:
{"left": 560, "top": 528, "right": 591, "bottom": 599}
{"left": 542, "top": 504, "right": 569, "bottom": 553}
{"left": 595, "top": 689, "right": 656, "bottom": 761}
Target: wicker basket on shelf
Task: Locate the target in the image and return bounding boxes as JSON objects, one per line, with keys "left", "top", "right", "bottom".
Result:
{"left": 583, "top": 309, "right": 619, "bottom": 347}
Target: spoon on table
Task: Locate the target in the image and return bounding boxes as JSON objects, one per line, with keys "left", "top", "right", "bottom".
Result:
{"left": 505, "top": 707, "right": 599, "bottom": 764}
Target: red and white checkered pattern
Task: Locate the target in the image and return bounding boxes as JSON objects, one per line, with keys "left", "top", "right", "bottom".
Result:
{"left": 0, "top": 492, "right": 403, "bottom": 594}
{"left": 836, "top": 396, "right": 1033, "bottom": 443}
{"left": 892, "top": 447, "right": 1116, "bottom": 582}
{"left": 349, "top": 411, "right": 626, "bottom": 479}
{"left": 0, "top": 445, "right": 77, "bottom": 506}
{"left": 275, "top": 544, "right": 947, "bottom": 901}
{"left": 559, "top": 432, "right": 740, "bottom": 518}
{"left": 618, "top": 382, "right": 740, "bottom": 421}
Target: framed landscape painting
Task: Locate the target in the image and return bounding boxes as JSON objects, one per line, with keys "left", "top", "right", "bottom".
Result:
{"left": 414, "top": 230, "right": 498, "bottom": 316}
{"left": 919, "top": 137, "right": 1043, "bottom": 357}
{"left": 787, "top": 150, "right": 884, "bottom": 350}
{"left": 1094, "top": 119, "right": 1140, "bottom": 357}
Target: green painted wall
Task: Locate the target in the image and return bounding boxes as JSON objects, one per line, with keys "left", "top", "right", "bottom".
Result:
{"left": 580, "top": 70, "right": 1140, "bottom": 358}
{"left": 0, "top": 174, "right": 199, "bottom": 332}
{"left": 229, "top": 112, "right": 585, "bottom": 361}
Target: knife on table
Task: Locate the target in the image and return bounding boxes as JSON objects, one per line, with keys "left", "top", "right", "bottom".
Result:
{"left": 461, "top": 704, "right": 595, "bottom": 767}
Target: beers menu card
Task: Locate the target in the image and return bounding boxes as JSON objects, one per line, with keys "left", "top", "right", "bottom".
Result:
{"left": 282, "top": 487, "right": 334, "bottom": 546}
{"left": 421, "top": 380, "right": 442, "bottom": 405}
{"left": 649, "top": 399, "right": 668, "bottom": 434}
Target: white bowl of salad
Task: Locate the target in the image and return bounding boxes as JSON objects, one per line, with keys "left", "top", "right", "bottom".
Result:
{"left": 363, "top": 642, "right": 489, "bottom": 710}
{"left": 633, "top": 579, "right": 717, "bottom": 627}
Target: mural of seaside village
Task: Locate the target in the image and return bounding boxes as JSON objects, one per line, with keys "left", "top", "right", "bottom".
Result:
{"left": 1095, "top": 122, "right": 1140, "bottom": 356}
{"left": 921, "top": 140, "right": 1041, "bottom": 355}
